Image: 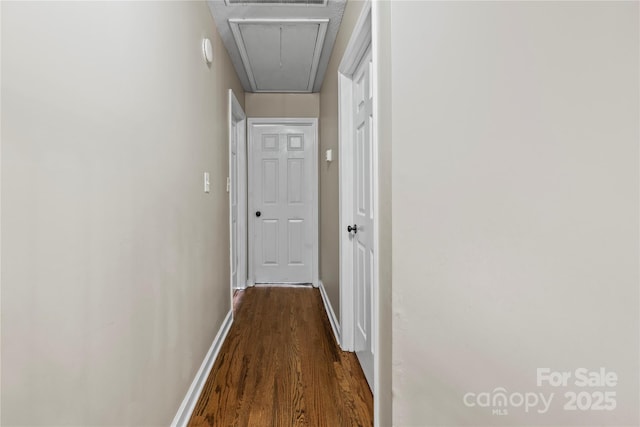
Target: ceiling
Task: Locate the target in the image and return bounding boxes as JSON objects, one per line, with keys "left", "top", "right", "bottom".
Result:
{"left": 207, "top": 0, "right": 347, "bottom": 93}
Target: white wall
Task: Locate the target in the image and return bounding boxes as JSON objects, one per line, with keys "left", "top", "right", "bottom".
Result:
{"left": 388, "top": 2, "right": 639, "bottom": 425}
{"left": 1, "top": 2, "right": 243, "bottom": 425}
{"left": 372, "top": 1, "right": 392, "bottom": 425}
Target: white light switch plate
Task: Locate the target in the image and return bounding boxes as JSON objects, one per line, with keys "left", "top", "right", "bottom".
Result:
{"left": 204, "top": 172, "right": 210, "bottom": 193}
{"left": 226, "top": 177, "right": 230, "bottom": 193}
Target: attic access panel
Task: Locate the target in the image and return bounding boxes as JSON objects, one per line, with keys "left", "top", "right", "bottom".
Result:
{"left": 229, "top": 19, "right": 329, "bottom": 93}
{"left": 226, "top": 0, "right": 327, "bottom": 5}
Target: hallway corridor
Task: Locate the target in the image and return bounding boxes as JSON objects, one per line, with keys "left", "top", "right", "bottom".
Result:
{"left": 188, "top": 287, "right": 373, "bottom": 427}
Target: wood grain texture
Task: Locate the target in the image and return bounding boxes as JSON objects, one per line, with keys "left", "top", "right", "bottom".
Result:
{"left": 189, "top": 287, "right": 373, "bottom": 427}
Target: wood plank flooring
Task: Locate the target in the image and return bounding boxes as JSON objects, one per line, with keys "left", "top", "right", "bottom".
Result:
{"left": 189, "top": 287, "right": 373, "bottom": 427}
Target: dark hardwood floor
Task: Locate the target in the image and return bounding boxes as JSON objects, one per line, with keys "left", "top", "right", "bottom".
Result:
{"left": 189, "top": 287, "right": 373, "bottom": 427}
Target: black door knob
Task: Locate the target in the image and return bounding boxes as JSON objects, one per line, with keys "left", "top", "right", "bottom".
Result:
{"left": 347, "top": 224, "right": 358, "bottom": 234}
{"left": 256, "top": 211, "right": 261, "bottom": 217}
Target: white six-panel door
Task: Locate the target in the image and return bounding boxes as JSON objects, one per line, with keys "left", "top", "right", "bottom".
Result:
{"left": 351, "top": 48, "right": 374, "bottom": 388}
{"left": 248, "top": 119, "right": 317, "bottom": 284}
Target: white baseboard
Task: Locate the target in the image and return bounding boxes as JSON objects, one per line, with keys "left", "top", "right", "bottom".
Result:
{"left": 318, "top": 280, "right": 341, "bottom": 346}
{"left": 170, "top": 310, "right": 233, "bottom": 427}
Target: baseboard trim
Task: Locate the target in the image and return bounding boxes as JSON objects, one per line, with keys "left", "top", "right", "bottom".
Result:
{"left": 318, "top": 280, "right": 341, "bottom": 347}
{"left": 170, "top": 310, "right": 233, "bottom": 427}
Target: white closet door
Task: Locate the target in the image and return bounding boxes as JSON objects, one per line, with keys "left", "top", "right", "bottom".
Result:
{"left": 351, "top": 48, "right": 374, "bottom": 388}
{"left": 249, "top": 121, "right": 316, "bottom": 284}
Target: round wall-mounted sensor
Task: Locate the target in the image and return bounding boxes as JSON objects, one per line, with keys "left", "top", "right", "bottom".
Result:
{"left": 202, "top": 38, "right": 213, "bottom": 65}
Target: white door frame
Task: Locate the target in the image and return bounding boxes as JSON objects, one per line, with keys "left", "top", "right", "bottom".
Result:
{"left": 247, "top": 117, "right": 319, "bottom": 287}
{"left": 228, "top": 89, "right": 247, "bottom": 304}
{"left": 338, "top": 0, "right": 380, "bottom": 422}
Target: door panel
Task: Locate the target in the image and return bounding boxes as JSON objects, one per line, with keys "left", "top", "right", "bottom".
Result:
{"left": 231, "top": 122, "right": 238, "bottom": 288}
{"left": 352, "top": 48, "right": 374, "bottom": 388}
{"left": 262, "top": 159, "right": 279, "bottom": 204}
{"left": 287, "top": 219, "right": 304, "bottom": 265}
{"left": 261, "top": 219, "right": 279, "bottom": 265}
{"left": 356, "top": 241, "right": 368, "bottom": 346}
{"left": 262, "top": 134, "right": 278, "bottom": 150}
{"left": 249, "top": 121, "right": 316, "bottom": 284}
{"left": 287, "top": 159, "right": 304, "bottom": 204}
{"left": 287, "top": 134, "right": 305, "bottom": 151}
{"left": 356, "top": 123, "right": 367, "bottom": 215}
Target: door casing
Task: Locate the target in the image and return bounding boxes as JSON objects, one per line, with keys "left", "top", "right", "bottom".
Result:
{"left": 228, "top": 89, "right": 247, "bottom": 302}
{"left": 247, "top": 117, "right": 319, "bottom": 287}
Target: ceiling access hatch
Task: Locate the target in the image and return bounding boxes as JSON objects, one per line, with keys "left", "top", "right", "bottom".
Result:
{"left": 226, "top": 0, "right": 327, "bottom": 5}
{"left": 229, "top": 19, "right": 329, "bottom": 93}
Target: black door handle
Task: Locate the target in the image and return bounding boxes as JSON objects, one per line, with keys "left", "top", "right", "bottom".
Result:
{"left": 347, "top": 224, "right": 358, "bottom": 234}
{"left": 256, "top": 211, "right": 261, "bottom": 217}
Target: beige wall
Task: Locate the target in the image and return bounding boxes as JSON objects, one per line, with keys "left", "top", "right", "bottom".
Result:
{"left": 318, "top": 0, "right": 366, "bottom": 325}
{"left": 388, "top": 2, "right": 639, "bottom": 425}
{"left": 245, "top": 93, "right": 319, "bottom": 118}
{"left": 1, "top": 2, "right": 243, "bottom": 426}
